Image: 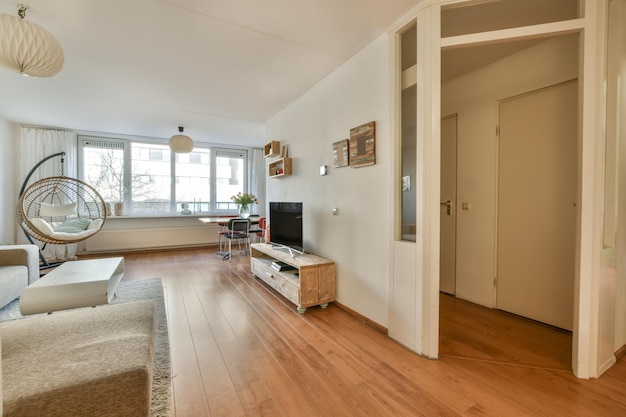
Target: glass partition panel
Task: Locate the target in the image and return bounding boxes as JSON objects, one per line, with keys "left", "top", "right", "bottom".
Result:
{"left": 400, "top": 23, "right": 417, "bottom": 242}
{"left": 441, "top": 0, "right": 580, "bottom": 38}
{"left": 603, "top": 0, "right": 625, "bottom": 248}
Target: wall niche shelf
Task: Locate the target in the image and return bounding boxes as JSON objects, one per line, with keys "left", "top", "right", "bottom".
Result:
{"left": 264, "top": 140, "right": 281, "bottom": 157}
{"left": 269, "top": 157, "right": 292, "bottom": 178}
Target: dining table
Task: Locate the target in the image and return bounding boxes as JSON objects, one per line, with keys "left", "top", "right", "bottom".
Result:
{"left": 197, "top": 216, "right": 260, "bottom": 226}
{"left": 198, "top": 216, "right": 262, "bottom": 257}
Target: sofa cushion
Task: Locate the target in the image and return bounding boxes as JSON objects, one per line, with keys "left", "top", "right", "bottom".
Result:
{"left": 1, "top": 300, "right": 155, "bottom": 417}
{"left": 39, "top": 202, "right": 77, "bottom": 217}
{"left": 0, "top": 266, "right": 28, "bottom": 310}
{"left": 29, "top": 218, "right": 102, "bottom": 241}
{"left": 53, "top": 219, "right": 91, "bottom": 233}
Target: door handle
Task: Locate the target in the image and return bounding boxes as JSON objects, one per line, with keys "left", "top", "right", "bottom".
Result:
{"left": 440, "top": 200, "right": 452, "bottom": 215}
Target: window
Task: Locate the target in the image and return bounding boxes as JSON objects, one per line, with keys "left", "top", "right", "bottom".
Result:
{"left": 175, "top": 148, "right": 211, "bottom": 213}
{"left": 215, "top": 149, "right": 246, "bottom": 211}
{"left": 81, "top": 139, "right": 125, "bottom": 203}
{"left": 78, "top": 136, "right": 248, "bottom": 216}
{"left": 131, "top": 143, "right": 171, "bottom": 214}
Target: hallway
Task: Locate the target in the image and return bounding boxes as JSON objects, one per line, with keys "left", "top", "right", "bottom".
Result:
{"left": 440, "top": 293, "right": 572, "bottom": 371}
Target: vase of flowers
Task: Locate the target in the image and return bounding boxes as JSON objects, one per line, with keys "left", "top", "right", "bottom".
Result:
{"left": 231, "top": 192, "right": 258, "bottom": 219}
{"left": 238, "top": 205, "right": 250, "bottom": 218}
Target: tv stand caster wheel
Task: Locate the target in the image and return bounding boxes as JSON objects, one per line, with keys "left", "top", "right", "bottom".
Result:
{"left": 297, "top": 307, "right": 307, "bottom": 314}
{"left": 320, "top": 303, "right": 328, "bottom": 309}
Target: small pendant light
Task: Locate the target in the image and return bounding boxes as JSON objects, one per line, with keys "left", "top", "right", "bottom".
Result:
{"left": 169, "top": 126, "right": 194, "bottom": 153}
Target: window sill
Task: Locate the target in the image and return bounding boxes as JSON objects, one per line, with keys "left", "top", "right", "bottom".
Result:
{"left": 105, "top": 213, "right": 234, "bottom": 220}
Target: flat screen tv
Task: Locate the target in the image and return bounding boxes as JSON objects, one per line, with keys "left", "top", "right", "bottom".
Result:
{"left": 269, "top": 202, "right": 303, "bottom": 255}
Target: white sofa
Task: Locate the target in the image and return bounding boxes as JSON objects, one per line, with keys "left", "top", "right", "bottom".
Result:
{"left": 0, "top": 245, "right": 40, "bottom": 309}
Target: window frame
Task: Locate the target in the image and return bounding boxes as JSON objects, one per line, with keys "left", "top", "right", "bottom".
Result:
{"left": 78, "top": 135, "right": 249, "bottom": 216}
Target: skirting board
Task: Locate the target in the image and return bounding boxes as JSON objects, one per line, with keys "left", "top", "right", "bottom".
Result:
{"left": 334, "top": 301, "right": 388, "bottom": 335}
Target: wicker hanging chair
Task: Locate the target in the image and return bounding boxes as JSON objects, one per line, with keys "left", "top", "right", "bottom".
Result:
{"left": 17, "top": 175, "right": 107, "bottom": 245}
{"left": 16, "top": 153, "right": 107, "bottom": 250}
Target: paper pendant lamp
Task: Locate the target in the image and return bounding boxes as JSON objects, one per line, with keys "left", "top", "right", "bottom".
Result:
{"left": 0, "top": 9, "right": 64, "bottom": 78}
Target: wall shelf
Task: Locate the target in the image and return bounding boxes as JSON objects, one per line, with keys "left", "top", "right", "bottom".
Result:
{"left": 264, "top": 140, "right": 281, "bottom": 157}
{"left": 269, "top": 157, "right": 292, "bottom": 178}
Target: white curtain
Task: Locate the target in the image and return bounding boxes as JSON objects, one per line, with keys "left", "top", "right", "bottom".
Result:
{"left": 249, "top": 148, "right": 266, "bottom": 216}
{"left": 17, "top": 127, "right": 78, "bottom": 261}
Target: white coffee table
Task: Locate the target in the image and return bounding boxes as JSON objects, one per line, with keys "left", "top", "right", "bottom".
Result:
{"left": 19, "top": 257, "right": 125, "bottom": 315}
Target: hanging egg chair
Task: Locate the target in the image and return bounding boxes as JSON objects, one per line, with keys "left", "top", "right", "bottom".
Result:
{"left": 16, "top": 152, "right": 107, "bottom": 254}
{"left": 17, "top": 176, "right": 107, "bottom": 245}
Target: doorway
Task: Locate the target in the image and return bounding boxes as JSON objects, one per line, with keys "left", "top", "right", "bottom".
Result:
{"left": 438, "top": 35, "right": 579, "bottom": 368}
{"left": 387, "top": 0, "right": 605, "bottom": 378}
{"left": 439, "top": 82, "right": 578, "bottom": 368}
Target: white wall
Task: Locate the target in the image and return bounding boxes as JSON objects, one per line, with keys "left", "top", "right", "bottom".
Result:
{"left": 266, "top": 33, "right": 391, "bottom": 326}
{"left": 441, "top": 34, "right": 579, "bottom": 307}
{"left": 0, "top": 117, "right": 16, "bottom": 244}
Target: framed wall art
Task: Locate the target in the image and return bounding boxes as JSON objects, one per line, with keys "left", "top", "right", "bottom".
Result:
{"left": 332, "top": 139, "right": 350, "bottom": 168}
{"left": 349, "top": 121, "right": 375, "bottom": 168}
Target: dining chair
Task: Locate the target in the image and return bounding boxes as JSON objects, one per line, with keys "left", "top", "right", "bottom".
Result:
{"left": 223, "top": 218, "right": 251, "bottom": 261}
{"left": 248, "top": 216, "right": 266, "bottom": 243}
{"left": 217, "top": 215, "right": 237, "bottom": 256}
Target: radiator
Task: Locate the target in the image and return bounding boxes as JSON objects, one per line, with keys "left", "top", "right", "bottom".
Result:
{"left": 84, "top": 226, "right": 220, "bottom": 252}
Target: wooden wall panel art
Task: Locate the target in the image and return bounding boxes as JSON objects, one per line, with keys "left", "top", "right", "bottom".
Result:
{"left": 349, "top": 121, "right": 375, "bottom": 168}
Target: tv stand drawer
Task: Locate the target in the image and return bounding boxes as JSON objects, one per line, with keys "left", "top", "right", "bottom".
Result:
{"left": 251, "top": 258, "right": 299, "bottom": 306}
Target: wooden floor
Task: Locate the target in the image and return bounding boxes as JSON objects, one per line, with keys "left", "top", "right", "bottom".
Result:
{"left": 439, "top": 293, "right": 573, "bottom": 371}
{"left": 111, "top": 247, "right": 626, "bottom": 417}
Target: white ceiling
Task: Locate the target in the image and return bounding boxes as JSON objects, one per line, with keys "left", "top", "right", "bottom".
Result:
{"left": 0, "top": 0, "right": 421, "bottom": 147}
{"left": 0, "top": 0, "right": 577, "bottom": 148}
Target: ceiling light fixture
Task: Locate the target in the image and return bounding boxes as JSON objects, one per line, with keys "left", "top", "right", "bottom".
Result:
{"left": 169, "top": 126, "right": 194, "bottom": 153}
{"left": 0, "top": 4, "right": 64, "bottom": 77}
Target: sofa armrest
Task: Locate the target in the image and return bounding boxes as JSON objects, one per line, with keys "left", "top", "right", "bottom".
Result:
{"left": 0, "top": 245, "right": 40, "bottom": 285}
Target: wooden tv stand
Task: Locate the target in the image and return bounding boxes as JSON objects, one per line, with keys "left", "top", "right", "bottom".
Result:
{"left": 250, "top": 243, "right": 335, "bottom": 313}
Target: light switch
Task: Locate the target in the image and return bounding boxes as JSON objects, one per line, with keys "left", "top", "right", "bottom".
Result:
{"left": 320, "top": 165, "right": 328, "bottom": 176}
{"left": 462, "top": 202, "right": 471, "bottom": 210}
{"left": 332, "top": 207, "right": 339, "bottom": 215}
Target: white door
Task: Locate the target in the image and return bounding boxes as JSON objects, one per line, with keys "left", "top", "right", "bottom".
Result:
{"left": 496, "top": 81, "right": 577, "bottom": 331}
{"left": 440, "top": 114, "right": 457, "bottom": 295}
